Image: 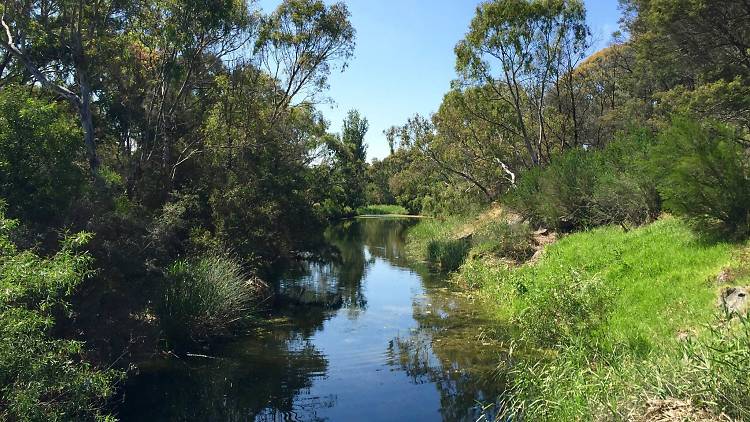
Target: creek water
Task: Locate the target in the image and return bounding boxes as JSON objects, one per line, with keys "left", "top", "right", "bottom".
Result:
{"left": 118, "top": 218, "right": 505, "bottom": 421}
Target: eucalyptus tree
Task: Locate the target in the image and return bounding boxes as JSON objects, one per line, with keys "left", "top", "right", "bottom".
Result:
{"left": 455, "top": 0, "right": 589, "bottom": 166}
{"left": 254, "top": 0, "right": 355, "bottom": 123}
{"left": 0, "top": 0, "right": 135, "bottom": 175}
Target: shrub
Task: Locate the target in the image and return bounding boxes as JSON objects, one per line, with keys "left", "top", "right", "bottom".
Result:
{"left": 0, "top": 85, "right": 85, "bottom": 227}
{"left": 509, "top": 130, "right": 658, "bottom": 231}
{"left": 158, "top": 252, "right": 268, "bottom": 349}
{"left": 652, "top": 118, "right": 750, "bottom": 238}
{"left": 426, "top": 238, "right": 471, "bottom": 272}
{"left": 0, "top": 209, "right": 120, "bottom": 421}
{"left": 472, "top": 221, "right": 534, "bottom": 262}
{"left": 518, "top": 270, "right": 614, "bottom": 347}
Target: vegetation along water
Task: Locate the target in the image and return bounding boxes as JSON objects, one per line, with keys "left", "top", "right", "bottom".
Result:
{"left": 0, "top": 0, "right": 749, "bottom": 421}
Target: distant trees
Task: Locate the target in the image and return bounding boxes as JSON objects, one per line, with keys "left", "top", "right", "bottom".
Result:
{"left": 321, "top": 109, "right": 369, "bottom": 215}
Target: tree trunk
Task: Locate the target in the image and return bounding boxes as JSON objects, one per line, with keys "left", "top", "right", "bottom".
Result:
{"left": 77, "top": 71, "right": 100, "bottom": 174}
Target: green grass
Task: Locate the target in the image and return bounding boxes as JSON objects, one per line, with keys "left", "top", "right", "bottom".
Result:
{"left": 406, "top": 213, "right": 750, "bottom": 419}
{"left": 355, "top": 204, "right": 410, "bottom": 215}
{"left": 405, "top": 215, "right": 469, "bottom": 263}
{"left": 158, "top": 252, "right": 268, "bottom": 351}
{"left": 472, "top": 217, "right": 734, "bottom": 347}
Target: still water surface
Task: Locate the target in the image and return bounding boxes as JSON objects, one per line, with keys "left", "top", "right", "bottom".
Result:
{"left": 119, "top": 218, "right": 505, "bottom": 421}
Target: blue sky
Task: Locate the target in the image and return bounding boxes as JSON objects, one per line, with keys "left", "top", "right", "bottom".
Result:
{"left": 258, "top": 0, "right": 623, "bottom": 161}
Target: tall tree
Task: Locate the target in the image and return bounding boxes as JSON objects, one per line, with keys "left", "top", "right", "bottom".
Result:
{"left": 455, "top": 0, "right": 589, "bottom": 166}
{"left": 333, "top": 109, "right": 369, "bottom": 210}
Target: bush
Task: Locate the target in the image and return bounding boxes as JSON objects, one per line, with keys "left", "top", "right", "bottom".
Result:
{"left": 426, "top": 238, "right": 471, "bottom": 272}
{"left": 652, "top": 118, "right": 750, "bottom": 238}
{"left": 518, "top": 270, "right": 614, "bottom": 347}
{"left": 472, "top": 221, "right": 534, "bottom": 262}
{"left": 0, "top": 209, "right": 120, "bottom": 421}
{"left": 509, "top": 130, "right": 658, "bottom": 231}
{"left": 0, "top": 85, "right": 85, "bottom": 227}
{"left": 158, "top": 252, "right": 268, "bottom": 349}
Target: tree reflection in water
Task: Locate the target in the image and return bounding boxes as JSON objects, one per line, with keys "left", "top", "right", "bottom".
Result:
{"left": 119, "top": 218, "right": 509, "bottom": 421}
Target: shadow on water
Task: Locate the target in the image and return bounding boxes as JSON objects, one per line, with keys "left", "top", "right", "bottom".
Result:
{"left": 118, "top": 218, "right": 507, "bottom": 421}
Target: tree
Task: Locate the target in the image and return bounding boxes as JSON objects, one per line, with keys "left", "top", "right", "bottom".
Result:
{"left": 325, "top": 109, "right": 368, "bottom": 212}
{"left": 622, "top": 0, "right": 750, "bottom": 84}
{"left": 0, "top": 0, "right": 134, "bottom": 175}
{"left": 455, "top": 0, "right": 589, "bottom": 167}
{"left": 255, "top": 0, "right": 355, "bottom": 121}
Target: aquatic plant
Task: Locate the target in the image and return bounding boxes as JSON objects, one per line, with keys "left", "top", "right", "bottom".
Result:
{"left": 158, "top": 252, "right": 268, "bottom": 349}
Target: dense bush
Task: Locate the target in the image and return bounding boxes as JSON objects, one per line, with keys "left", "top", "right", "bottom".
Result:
{"left": 472, "top": 221, "right": 535, "bottom": 262}
{"left": 158, "top": 252, "right": 268, "bottom": 349}
{"left": 652, "top": 118, "right": 750, "bottom": 238}
{"left": 0, "top": 209, "right": 119, "bottom": 421}
{"left": 0, "top": 86, "right": 85, "bottom": 227}
{"left": 509, "top": 131, "right": 658, "bottom": 231}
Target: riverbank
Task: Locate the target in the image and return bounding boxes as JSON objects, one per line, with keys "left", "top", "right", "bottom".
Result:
{"left": 405, "top": 208, "right": 750, "bottom": 420}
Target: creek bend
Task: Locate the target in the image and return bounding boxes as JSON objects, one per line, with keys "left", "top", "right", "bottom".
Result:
{"left": 119, "top": 218, "right": 505, "bottom": 421}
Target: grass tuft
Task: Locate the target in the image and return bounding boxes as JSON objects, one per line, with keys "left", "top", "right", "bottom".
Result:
{"left": 158, "top": 251, "right": 268, "bottom": 350}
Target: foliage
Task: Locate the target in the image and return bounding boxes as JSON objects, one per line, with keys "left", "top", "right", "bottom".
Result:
{"left": 404, "top": 215, "right": 468, "bottom": 258}
{"left": 652, "top": 118, "right": 750, "bottom": 238}
{"left": 517, "top": 270, "right": 614, "bottom": 346}
{"left": 0, "top": 209, "right": 120, "bottom": 421}
{"left": 0, "top": 85, "right": 85, "bottom": 227}
{"left": 455, "top": 0, "right": 589, "bottom": 167}
{"left": 651, "top": 316, "right": 750, "bottom": 420}
{"left": 509, "top": 130, "right": 658, "bottom": 231}
{"left": 471, "top": 221, "right": 534, "bottom": 262}
{"left": 322, "top": 110, "right": 370, "bottom": 216}
{"left": 355, "top": 204, "right": 409, "bottom": 216}
{"left": 158, "top": 252, "right": 268, "bottom": 350}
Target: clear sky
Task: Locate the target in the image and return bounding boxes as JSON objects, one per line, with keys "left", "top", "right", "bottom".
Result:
{"left": 258, "top": 0, "right": 623, "bottom": 161}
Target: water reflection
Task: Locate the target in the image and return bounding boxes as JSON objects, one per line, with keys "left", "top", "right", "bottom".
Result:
{"left": 118, "top": 218, "right": 505, "bottom": 421}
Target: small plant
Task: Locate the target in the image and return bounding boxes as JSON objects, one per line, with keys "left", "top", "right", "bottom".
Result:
{"left": 518, "top": 270, "right": 614, "bottom": 347}
{"left": 158, "top": 252, "right": 268, "bottom": 349}
{"left": 472, "top": 221, "right": 534, "bottom": 262}
{"left": 648, "top": 315, "right": 750, "bottom": 420}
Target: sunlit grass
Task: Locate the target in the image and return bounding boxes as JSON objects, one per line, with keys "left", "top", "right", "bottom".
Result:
{"left": 355, "top": 204, "right": 409, "bottom": 215}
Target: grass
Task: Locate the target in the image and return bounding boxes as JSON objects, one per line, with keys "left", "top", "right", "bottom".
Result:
{"left": 474, "top": 217, "right": 734, "bottom": 347}
{"left": 405, "top": 215, "right": 469, "bottom": 265}
{"left": 355, "top": 204, "right": 410, "bottom": 216}
{"left": 405, "top": 213, "right": 750, "bottom": 419}
{"left": 158, "top": 252, "right": 268, "bottom": 350}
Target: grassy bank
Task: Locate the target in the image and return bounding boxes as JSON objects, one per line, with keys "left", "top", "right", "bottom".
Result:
{"left": 355, "top": 204, "right": 410, "bottom": 216}
{"left": 405, "top": 211, "right": 750, "bottom": 420}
